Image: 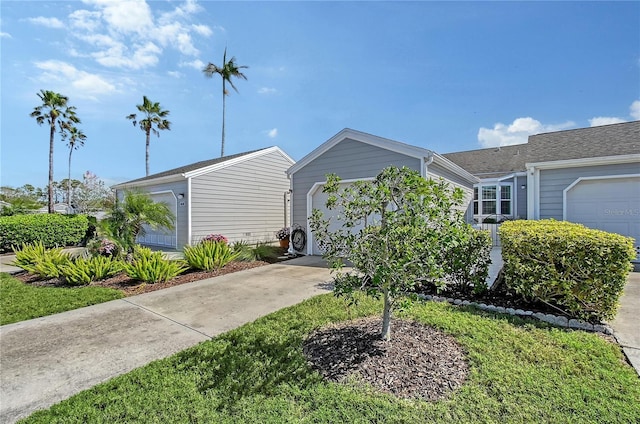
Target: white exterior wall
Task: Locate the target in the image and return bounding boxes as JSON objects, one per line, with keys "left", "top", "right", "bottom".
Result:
{"left": 190, "top": 149, "right": 292, "bottom": 245}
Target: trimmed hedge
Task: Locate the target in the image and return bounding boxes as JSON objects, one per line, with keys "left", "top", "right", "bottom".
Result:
{"left": 0, "top": 214, "right": 89, "bottom": 252}
{"left": 499, "top": 219, "right": 636, "bottom": 322}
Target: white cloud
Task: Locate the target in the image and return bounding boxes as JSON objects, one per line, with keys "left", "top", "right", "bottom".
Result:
{"left": 85, "top": 0, "right": 153, "bottom": 35}
{"left": 167, "top": 70, "right": 182, "bottom": 78}
{"left": 179, "top": 59, "right": 205, "bottom": 70}
{"left": 587, "top": 99, "right": 640, "bottom": 126}
{"left": 66, "top": 0, "right": 208, "bottom": 70}
{"left": 33, "top": 60, "right": 116, "bottom": 97}
{"left": 93, "top": 41, "right": 161, "bottom": 69}
{"left": 0, "top": 32, "right": 11, "bottom": 38}
{"left": 630, "top": 100, "right": 640, "bottom": 120}
{"left": 27, "top": 16, "right": 65, "bottom": 29}
{"left": 478, "top": 117, "right": 575, "bottom": 148}
{"left": 69, "top": 10, "right": 102, "bottom": 31}
{"left": 191, "top": 24, "right": 212, "bottom": 37}
{"left": 589, "top": 117, "right": 626, "bottom": 127}
{"left": 258, "top": 87, "right": 277, "bottom": 95}
{"left": 266, "top": 128, "right": 278, "bottom": 138}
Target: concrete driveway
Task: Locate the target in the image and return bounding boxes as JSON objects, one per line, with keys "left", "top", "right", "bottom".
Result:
{"left": 0, "top": 256, "right": 334, "bottom": 424}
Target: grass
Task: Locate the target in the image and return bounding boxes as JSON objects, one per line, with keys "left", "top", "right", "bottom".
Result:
{"left": 0, "top": 273, "right": 124, "bottom": 325}
{"left": 20, "top": 294, "right": 640, "bottom": 423}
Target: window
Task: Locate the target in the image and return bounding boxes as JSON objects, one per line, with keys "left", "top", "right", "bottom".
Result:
{"left": 474, "top": 183, "right": 513, "bottom": 219}
{"left": 482, "top": 186, "right": 497, "bottom": 215}
{"left": 500, "top": 185, "right": 512, "bottom": 215}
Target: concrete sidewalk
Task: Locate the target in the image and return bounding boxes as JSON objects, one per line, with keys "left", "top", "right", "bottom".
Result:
{"left": 609, "top": 271, "right": 640, "bottom": 377}
{"left": 0, "top": 256, "right": 334, "bottom": 424}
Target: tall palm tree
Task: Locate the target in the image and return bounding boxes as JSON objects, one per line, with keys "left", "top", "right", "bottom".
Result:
{"left": 30, "top": 90, "right": 80, "bottom": 213}
{"left": 126, "top": 96, "right": 171, "bottom": 176}
{"left": 63, "top": 125, "right": 87, "bottom": 208}
{"left": 203, "top": 48, "right": 248, "bottom": 157}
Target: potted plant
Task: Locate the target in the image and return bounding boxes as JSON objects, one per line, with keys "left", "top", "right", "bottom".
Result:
{"left": 275, "top": 227, "right": 290, "bottom": 248}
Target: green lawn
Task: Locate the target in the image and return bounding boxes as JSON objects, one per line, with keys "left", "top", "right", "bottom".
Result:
{"left": 21, "top": 294, "right": 640, "bottom": 423}
{"left": 0, "top": 273, "right": 123, "bottom": 325}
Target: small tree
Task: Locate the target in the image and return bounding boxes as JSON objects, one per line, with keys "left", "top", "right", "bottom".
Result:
{"left": 310, "top": 166, "right": 474, "bottom": 341}
{"left": 100, "top": 189, "right": 175, "bottom": 253}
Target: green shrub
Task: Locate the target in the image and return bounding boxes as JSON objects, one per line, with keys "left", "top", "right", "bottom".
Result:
{"left": 440, "top": 227, "right": 492, "bottom": 293}
{"left": 123, "top": 246, "right": 188, "bottom": 283}
{"left": 12, "top": 243, "right": 72, "bottom": 279}
{"left": 11, "top": 241, "right": 48, "bottom": 268}
{"left": 184, "top": 240, "right": 240, "bottom": 271}
{"left": 499, "top": 219, "right": 636, "bottom": 321}
{"left": 60, "top": 256, "right": 123, "bottom": 286}
{"left": 231, "top": 240, "right": 257, "bottom": 262}
{"left": 0, "top": 214, "right": 89, "bottom": 252}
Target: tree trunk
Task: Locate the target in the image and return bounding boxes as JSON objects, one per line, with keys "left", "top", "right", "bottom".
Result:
{"left": 381, "top": 286, "right": 392, "bottom": 341}
{"left": 145, "top": 129, "right": 150, "bottom": 176}
{"left": 221, "top": 79, "right": 226, "bottom": 157}
{"left": 48, "top": 119, "right": 56, "bottom": 213}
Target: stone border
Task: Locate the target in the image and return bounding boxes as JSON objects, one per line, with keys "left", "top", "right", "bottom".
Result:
{"left": 418, "top": 294, "right": 614, "bottom": 335}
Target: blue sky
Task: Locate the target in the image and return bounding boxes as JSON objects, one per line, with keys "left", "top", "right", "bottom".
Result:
{"left": 1, "top": 0, "right": 638, "bottom": 189}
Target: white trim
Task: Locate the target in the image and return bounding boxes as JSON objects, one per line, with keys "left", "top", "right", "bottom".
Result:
{"left": 431, "top": 153, "right": 479, "bottom": 184}
{"left": 185, "top": 146, "right": 294, "bottom": 178}
{"left": 112, "top": 174, "right": 182, "bottom": 189}
{"left": 288, "top": 128, "right": 433, "bottom": 176}
{"left": 526, "top": 154, "right": 640, "bottom": 170}
{"left": 562, "top": 173, "right": 640, "bottom": 220}
{"left": 473, "top": 182, "right": 514, "bottom": 219}
{"left": 306, "top": 177, "right": 375, "bottom": 256}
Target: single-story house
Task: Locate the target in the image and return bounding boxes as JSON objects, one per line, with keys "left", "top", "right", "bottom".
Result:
{"left": 113, "top": 146, "right": 295, "bottom": 250}
{"left": 286, "top": 128, "right": 479, "bottom": 255}
{"left": 444, "top": 121, "right": 640, "bottom": 253}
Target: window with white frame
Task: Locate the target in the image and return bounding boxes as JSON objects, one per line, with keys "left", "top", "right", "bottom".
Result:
{"left": 473, "top": 183, "right": 513, "bottom": 218}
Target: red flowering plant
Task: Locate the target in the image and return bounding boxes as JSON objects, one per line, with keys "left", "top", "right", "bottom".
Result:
{"left": 201, "top": 234, "right": 229, "bottom": 244}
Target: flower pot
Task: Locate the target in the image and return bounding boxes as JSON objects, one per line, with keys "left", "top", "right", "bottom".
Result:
{"left": 279, "top": 239, "right": 289, "bottom": 249}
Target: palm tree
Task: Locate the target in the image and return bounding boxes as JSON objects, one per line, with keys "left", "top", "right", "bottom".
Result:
{"left": 63, "top": 125, "right": 87, "bottom": 209}
{"left": 101, "top": 189, "right": 175, "bottom": 253}
{"left": 203, "top": 48, "right": 248, "bottom": 157}
{"left": 30, "top": 90, "right": 80, "bottom": 213}
{"left": 126, "top": 96, "right": 171, "bottom": 176}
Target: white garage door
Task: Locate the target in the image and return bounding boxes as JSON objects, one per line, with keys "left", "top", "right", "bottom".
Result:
{"left": 309, "top": 181, "right": 377, "bottom": 255}
{"left": 136, "top": 192, "right": 177, "bottom": 249}
{"left": 565, "top": 176, "right": 640, "bottom": 251}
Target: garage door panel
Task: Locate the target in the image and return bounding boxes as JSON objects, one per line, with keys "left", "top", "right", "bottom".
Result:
{"left": 566, "top": 176, "right": 640, "bottom": 250}
{"left": 136, "top": 192, "right": 177, "bottom": 249}
{"left": 310, "top": 181, "right": 378, "bottom": 255}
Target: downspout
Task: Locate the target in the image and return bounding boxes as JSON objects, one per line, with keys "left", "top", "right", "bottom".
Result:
{"left": 424, "top": 152, "right": 435, "bottom": 177}
{"left": 187, "top": 177, "right": 192, "bottom": 246}
{"left": 287, "top": 172, "right": 295, "bottom": 256}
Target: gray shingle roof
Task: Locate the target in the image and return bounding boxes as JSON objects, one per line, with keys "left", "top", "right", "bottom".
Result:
{"left": 527, "top": 120, "right": 640, "bottom": 163}
{"left": 442, "top": 144, "right": 528, "bottom": 178}
{"left": 443, "top": 121, "right": 640, "bottom": 178}
{"left": 117, "top": 148, "right": 268, "bottom": 186}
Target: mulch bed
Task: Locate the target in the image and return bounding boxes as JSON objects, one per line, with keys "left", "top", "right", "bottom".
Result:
{"left": 13, "top": 261, "right": 271, "bottom": 296}
{"left": 303, "top": 317, "right": 468, "bottom": 401}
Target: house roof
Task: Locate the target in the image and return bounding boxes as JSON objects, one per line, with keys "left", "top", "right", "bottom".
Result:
{"left": 527, "top": 120, "right": 640, "bottom": 163}
{"left": 287, "top": 128, "right": 478, "bottom": 184}
{"left": 443, "top": 121, "right": 640, "bottom": 179}
{"left": 442, "top": 144, "right": 528, "bottom": 179}
{"left": 113, "top": 147, "right": 294, "bottom": 189}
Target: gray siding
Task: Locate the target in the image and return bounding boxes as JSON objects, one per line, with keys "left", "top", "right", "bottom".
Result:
{"left": 539, "top": 163, "right": 640, "bottom": 219}
{"left": 190, "top": 150, "right": 291, "bottom": 244}
{"left": 427, "top": 162, "right": 474, "bottom": 213}
{"left": 291, "top": 138, "right": 421, "bottom": 230}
